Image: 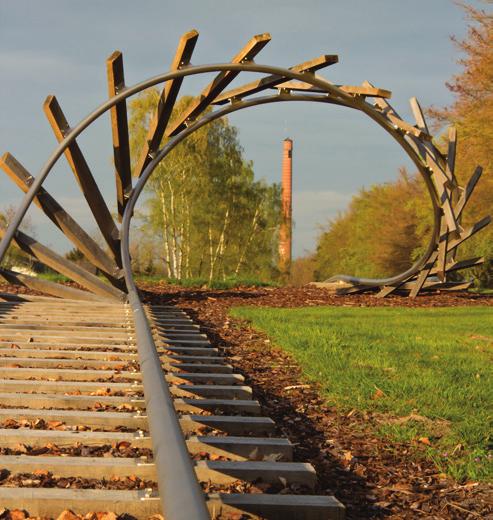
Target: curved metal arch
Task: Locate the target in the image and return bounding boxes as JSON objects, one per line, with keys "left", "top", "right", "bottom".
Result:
{"left": 0, "top": 53, "right": 487, "bottom": 300}
{"left": 0, "top": 62, "right": 426, "bottom": 263}
{"left": 121, "top": 91, "right": 441, "bottom": 295}
{"left": 0, "top": 39, "right": 488, "bottom": 519}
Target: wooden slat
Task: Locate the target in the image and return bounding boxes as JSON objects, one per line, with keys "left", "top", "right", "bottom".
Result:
{"left": 271, "top": 80, "right": 392, "bottom": 98}
{"left": 409, "top": 251, "right": 439, "bottom": 298}
{"left": 213, "top": 54, "right": 339, "bottom": 105}
{"left": 43, "top": 95, "right": 121, "bottom": 264}
{"left": 133, "top": 29, "right": 199, "bottom": 178}
{"left": 447, "top": 216, "right": 491, "bottom": 251}
{"left": 0, "top": 268, "right": 103, "bottom": 301}
{"left": 106, "top": 51, "right": 132, "bottom": 221}
{"left": 455, "top": 166, "right": 482, "bottom": 218}
{"left": 409, "top": 97, "right": 430, "bottom": 134}
{"left": 165, "top": 33, "right": 271, "bottom": 137}
{"left": 0, "top": 152, "right": 122, "bottom": 281}
{"left": 0, "top": 228, "right": 126, "bottom": 302}
{"left": 0, "top": 488, "right": 159, "bottom": 517}
{"left": 429, "top": 256, "right": 484, "bottom": 276}
{"left": 208, "top": 493, "right": 345, "bottom": 520}
{"left": 446, "top": 126, "right": 457, "bottom": 179}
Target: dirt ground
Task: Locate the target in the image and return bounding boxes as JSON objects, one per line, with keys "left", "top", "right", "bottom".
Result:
{"left": 141, "top": 284, "right": 493, "bottom": 520}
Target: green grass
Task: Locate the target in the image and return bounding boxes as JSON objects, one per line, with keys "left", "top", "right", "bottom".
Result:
{"left": 230, "top": 306, "right": 493, "bottom": 482}
{"left": 37, "top": 272, "right": 71, "bottom": 283}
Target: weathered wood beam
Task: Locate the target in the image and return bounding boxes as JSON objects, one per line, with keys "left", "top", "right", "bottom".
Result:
{"left": 0, "top": 269, "right": 104, "bottom": 302}
{"left": 0, "top": 228, "right": 126, "bottom": 302}
{"left": 447, "top": 216, "right": 491, "bottom": 251}
{"left": 212, "top": 54, "right": 339, "bottom": 106}
{"left": 134, "top": 29, "right": 199, "bottom": 178}
{"left": 409, "top": 97, "right": 430, "bottom": 135}
{"left": 106, "top": 51, "right": 132, "bottom": 221}
{"left": 271, "top": 81, "right": 392, "bottom": 98}
{"left": 455, "top": 166, "right": 482, "bottom": 218}
{"left": 165, "top": 33, "right": 272, "bottom": 137}
{"left": 430, "top": 256, "right": 484, "bottom": 276}
{"left": 409, "top": 250, "right": 439, "bottom": 298}
{"left": 446, "top": 126, "right": 457, "bottom": 181}
{"left": 0, "top": 153, "right": 122, "bottom": 283}
{"left": 436, "top": 220, "right": 449, "bottom": 282}
{"left": 43, "top": 95, "right": 121, "bottom": 265}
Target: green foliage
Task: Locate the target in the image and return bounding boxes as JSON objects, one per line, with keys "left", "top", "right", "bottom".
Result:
{"left": 314, "top": 169, "right": 432, "bottom": 280}
{"left": 128, "top": 92, "right": 280, "bottom": 282}
{"left": 428, "top": 4, "right": 493, "bottom": 286}
{"left": 314, "top": 6, "right": 493, "bottom": 286}
{"left": 230, "top": 305, "right": 493, "bottom": 482}
{"left": 0, "top": 206, "right": 35, "bottom": 270}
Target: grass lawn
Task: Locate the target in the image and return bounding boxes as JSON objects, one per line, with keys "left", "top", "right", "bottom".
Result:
{"left": 230, "top": 306, "right": 493, "bottom": 482}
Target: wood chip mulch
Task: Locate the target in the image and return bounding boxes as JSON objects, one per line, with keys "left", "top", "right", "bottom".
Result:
{"left": 141, "top": 284, "right": 493, "bottom": 519}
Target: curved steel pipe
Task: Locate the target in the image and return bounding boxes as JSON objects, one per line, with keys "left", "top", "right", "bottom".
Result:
{"left": 122, "top": 94, "right": 440, "bottom": 291}
{"left": 0, "top": 61, "right": 444, "bottom": 518}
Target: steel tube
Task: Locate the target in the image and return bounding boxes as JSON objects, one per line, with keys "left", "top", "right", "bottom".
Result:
{"left": 126, "top": 291, "right": 210, "bottom": 520}
{"left": 0, "top": 60, "right": 445, "bottom": 517}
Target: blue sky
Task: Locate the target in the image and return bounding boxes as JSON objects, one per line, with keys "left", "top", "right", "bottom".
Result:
{"left": 0, "top": 0, "right": 485, "bottom": 257}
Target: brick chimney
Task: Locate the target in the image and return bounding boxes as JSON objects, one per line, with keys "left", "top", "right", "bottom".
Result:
{"left": 279, "top": 138, "right": 293, "bottom": 276}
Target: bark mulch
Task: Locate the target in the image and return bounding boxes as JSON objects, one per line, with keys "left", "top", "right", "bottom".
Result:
{"left": 141, "top": 284, "right": 493, "bottom": 520}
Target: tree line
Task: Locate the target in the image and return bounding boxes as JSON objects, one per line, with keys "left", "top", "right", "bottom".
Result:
{"left": 128, "top": 93, "right": 280, "bottom": 282}
{"left": 312, "top": 5, "right": 493, "bottom": 288}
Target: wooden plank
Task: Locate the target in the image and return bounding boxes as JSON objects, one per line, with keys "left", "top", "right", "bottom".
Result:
{"left": 0, "top": 378, "right": 140, "bottom": 393}
{"left": 43, "top": 95, "right": 121, "bottom": 264}
{"left": 213, "top": 54, "right": 339, "bottom": 105}
{"left": 446, "top": 126, "right": 457, "bottom": 179}
{"left": 272, "top": 80, "right": 391, "bottom": 98}
{"left": 455, "top": 166, "right": 482, "bottom": 218}
{"left": 133, "top": 29, "right": 199, "bottom": 177}
{"left": 0, "top": 268, "right": 104, "bottom": 302}
{"left": 0, "top": 428, "right": 149, "bottom": 448}
{"left": 0, "top": 408, "right": 147, "bottom": 428}
{"left": 0, "top": 454, "right": 155, "bottom": 479}
{"left": 447, "top": 216, "right": 491, "bottom": 251}
{"left": 429, "top": 256, "right": 484, "bottom": 276}
{"left": 0, "top": 153, "right": 122, "bottom": 281}
{"left": 106, "top": 51, "right": 132, "bottom": 221}
{"left": 409, "top": 251, "right": 438, "bottom": 298}
{"left": 209, "top": 493, "right": 345, "bottom": 520}
{"left": 409, "top": 97, "right": 430, "bottom": 134}
{"left": 0, "top": 366, "right": 141, "bottom": 381}
{"left": 436, "top": 221, "right": 449, "bottom": 281}
{"left": 195, "top": 460, "right": 316, "bottom": 487}
{"left": 188, "top": 435, "right": 293, "bottom": 462}
{"left": 0, "top": 227, "right": 126, "bottom": 302}
{"left": 175, "top": 398, "right": 260, "bottom": 415}
{"left": 180, "top": 414, "right": 276, "bottom": 435}
{"left": 0, "top": 391, "right": 144, "bottom": 410}
{"left": 165, "top": 33, "right": 271, "bottom": 137}
{"left": 171, "top": 384, "right": 252, "bottom": 400}
{"left": 0, "top": 489, "right": 159, "bottom": 518}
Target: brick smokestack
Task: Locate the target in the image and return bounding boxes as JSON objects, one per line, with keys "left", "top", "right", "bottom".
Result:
{"left": 279, "top": 138, "right": 293, "bottom": 276}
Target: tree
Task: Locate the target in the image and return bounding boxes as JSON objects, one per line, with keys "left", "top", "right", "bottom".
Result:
{"left": 314, "top": 170, "right": 432, "bottom": 281}
{"left": 0, "top": 206, "right": 35, "bottom": 271}
{"left": 429, "top": 4, "right": 493, "bottom": 286}
{"left": 128, "top": 91, "right": 280, "bottom": 281}
{"left": 314, "top": 5, "right": 493, "bottom": 287}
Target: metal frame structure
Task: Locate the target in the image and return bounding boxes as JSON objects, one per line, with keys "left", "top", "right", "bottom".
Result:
{"left": 0, "top": 30, "right": 489, "bottom": 516}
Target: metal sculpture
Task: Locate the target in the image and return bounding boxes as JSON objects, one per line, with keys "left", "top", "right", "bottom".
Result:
{"left": 0, "top": 30, "right": 488, "bottom": 300}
